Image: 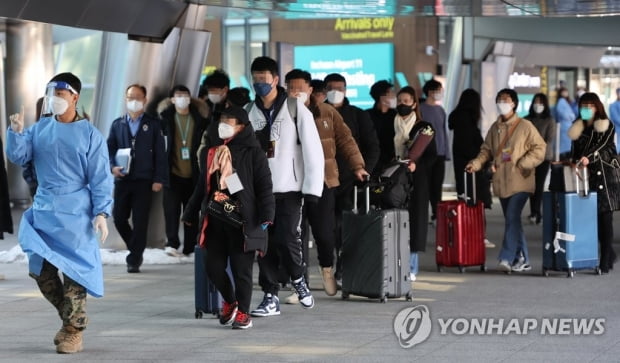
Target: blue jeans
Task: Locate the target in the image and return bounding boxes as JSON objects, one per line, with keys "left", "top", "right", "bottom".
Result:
{"left": 410, "top": 253, "right": 418, "bottom": 275}
{"left": 498, "top": 192, "right": 530, "bottom": 264}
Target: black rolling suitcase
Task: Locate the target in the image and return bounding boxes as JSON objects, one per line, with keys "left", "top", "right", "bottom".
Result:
{"left": 341, "top": 183, "right": 413, "bottom": 302}
{"left": 194, "top": 245, "right": 228, "bottom": 318}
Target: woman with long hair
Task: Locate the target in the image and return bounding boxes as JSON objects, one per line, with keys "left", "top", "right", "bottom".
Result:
{"left": 524, "top": 93, "right": 556, "bottom": 224}
{"left": 448, "top": 88, "right": 492, "bottom": 209}
{"left": 568, "top": 92, "right": 620, "bottom": 273}
{"left": 394, "top": 86, "right": 436, "bottom": 281}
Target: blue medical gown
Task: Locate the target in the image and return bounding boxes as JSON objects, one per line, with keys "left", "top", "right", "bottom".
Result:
{"left": 6, "top": 117, "right": 113, "bottom": 297}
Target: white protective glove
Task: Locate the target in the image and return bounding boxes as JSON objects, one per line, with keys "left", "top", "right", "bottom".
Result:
{"left": 94, "top": 215, "right": 109, "bottom": 243}
{"left": 9, "top": 105, "right": 25, "bottom": 133}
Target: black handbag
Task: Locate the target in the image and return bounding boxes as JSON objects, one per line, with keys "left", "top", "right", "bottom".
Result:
{"left": 205, "top": 172, "right": 243, "bottom": 228}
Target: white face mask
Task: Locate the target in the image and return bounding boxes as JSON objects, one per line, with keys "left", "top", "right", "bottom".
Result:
{"left": 218, "top": 123, "right": 236, "bottom": 139}
{"left": 432, "top": 92, "right": 443, "bottom": 101}
{"left": 208, "top": 93, "right": 222, "bottom": 104}
{"left": 533, "top": 104, "right": 545, "bottom": 114}
{"left": 326, "top": 90, "right": 345, "bottom": 105}
{"left": 296, "top": 92, "right": 309, "bottom": 104}
{"left": 173, "top": 96, "right": 190, "bottom": 110}
{"left": 496, "top": 102, "right": 513, "bottom": 116}
{"left": 127, "top": 100, "right": 144, "bottom": 113}
{"left": 50, "top": 96, "right": 69, "bottom": 116}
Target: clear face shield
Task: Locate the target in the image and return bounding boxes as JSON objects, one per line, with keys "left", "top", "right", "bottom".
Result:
{"left": 42, "top": 81, "right": 77, "bottom": 117}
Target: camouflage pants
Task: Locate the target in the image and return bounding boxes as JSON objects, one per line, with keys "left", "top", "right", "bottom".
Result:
{"left": 29, "top": 259, "right": 88, "bottom": 330}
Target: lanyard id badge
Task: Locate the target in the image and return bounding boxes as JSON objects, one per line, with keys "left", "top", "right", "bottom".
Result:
{"left": 175, "top": 113, "right": 191, "bottom": 148}
{"left": 181, "top": 146, "right": 190, "bottom": 160}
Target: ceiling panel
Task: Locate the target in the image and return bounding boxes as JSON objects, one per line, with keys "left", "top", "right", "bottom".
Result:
{"left": 190, "top": 0, "right": 620, "bottom": 19}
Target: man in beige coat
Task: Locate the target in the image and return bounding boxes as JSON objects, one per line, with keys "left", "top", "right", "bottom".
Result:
{"left": 466, "top": 88, "right": 545, "bottom": 273}
{"left": 285, "top": 69, "right": 368, "bottom": 300}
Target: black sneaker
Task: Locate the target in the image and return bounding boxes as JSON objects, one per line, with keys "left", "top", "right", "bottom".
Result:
{"left": 232, "top": 311, "right": 253, "bottom": 329}
{"left": 250, "top": 293, "right": 280, "bottom": 317}
{"left": 292, "top": 277, "right": 314, "bottom": 309}
{"left": 219, "top": 301, "right": 238, "bottom": 325}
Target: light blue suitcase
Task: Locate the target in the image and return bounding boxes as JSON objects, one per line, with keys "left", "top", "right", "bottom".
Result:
{"left": 542, "top": 189, "right": 600, "bottom": 277}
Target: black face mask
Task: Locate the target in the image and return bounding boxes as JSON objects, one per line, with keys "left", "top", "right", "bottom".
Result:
{"left": 396, "top": 104, "right": 413, "bottom": 117}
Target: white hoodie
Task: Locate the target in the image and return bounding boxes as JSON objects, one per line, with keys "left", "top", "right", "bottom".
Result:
{"left": 248, "top": 97, "right": 325, "bottom": 198}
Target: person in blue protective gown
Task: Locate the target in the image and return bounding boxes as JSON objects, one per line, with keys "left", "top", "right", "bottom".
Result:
{"left": 5, "top": 72, "right": 113, "bottom": 354}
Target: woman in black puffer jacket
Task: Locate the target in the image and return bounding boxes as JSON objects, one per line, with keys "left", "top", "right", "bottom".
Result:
{"left": 183, "top": 106, "right": 274, "bottom": 329}
{"left": 569, "top": 92, "right": 620, "bottom": 273}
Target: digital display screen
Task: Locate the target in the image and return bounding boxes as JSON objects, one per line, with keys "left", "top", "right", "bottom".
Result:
{"left": 294, "top": 43, "right": 394, "bottom": 109}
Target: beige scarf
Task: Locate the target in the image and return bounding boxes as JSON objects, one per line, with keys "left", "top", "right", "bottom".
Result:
{"left": 208, "top": 145, "right": 233, "bottom": 189}
{"left": 394, "top": 112, "right": 417, "bottom": 159}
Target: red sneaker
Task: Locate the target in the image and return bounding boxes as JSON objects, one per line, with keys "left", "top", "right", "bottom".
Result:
{"left": 219, "top": 301, "right": 238, "bottom": 325}
{"left": 232, "top": 310, "right": 253, "bottom": 329}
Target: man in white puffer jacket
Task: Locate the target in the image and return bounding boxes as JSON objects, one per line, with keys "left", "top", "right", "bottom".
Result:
{"left": 247, "top": 56, "right": 325, "bottom": 317}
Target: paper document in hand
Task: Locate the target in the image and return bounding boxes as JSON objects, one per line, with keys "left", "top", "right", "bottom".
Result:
{"left": 115, "top": 148, "right": 132, "bottom": 174}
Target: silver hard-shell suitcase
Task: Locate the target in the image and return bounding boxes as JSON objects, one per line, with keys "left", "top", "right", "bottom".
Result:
{"left": 341, "top": 183, "right": 413, "bottom": 302}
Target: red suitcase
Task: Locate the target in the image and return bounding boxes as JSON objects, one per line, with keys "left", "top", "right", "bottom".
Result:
{"left": 435, "top": 172, "right": 486, "bottom": 273}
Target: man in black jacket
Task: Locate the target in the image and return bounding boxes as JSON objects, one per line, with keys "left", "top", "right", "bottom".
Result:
{"left": 324, "top": 73, "right": 381, "bottom": 281}
{"left": 107, "top": 84, "right": 168, "bottom": 273}
{"left": 158, "top": 85, "right": 209, "bottom": 257}
{"left": 366, "top": 80, "right": 397, "bottom": 175}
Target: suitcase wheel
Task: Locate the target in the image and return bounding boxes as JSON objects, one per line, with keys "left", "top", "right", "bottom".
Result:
{"left": 436, "top": 265, "right": 442, "bottom": 272}
{"left": 341, "top": 292, "right": 350, "bottom": 300}
{"left": 458, "top": 266, "right": 465, "bottom": 274}
{"left": 543, "top": 269, "right": 549, "bottom": 277}
{"left": 595, "top": 267, "right": 602, "bottom": 275}
{"left": 405, "top": 291, "right": 413, "bottom": 302}
{"left": 380, "top": 296, "right": 387, "bottom": 303}
{"left": 480, "top": 265, "right": 487, "bottom": 272}
{"left": 195, "top": 310, "right": 203, "bottom": 319}
{"left": 567, "top": 270, "right": 575, "bottom": 278}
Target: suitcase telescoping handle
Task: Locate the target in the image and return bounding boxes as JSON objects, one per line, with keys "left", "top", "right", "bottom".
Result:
{"left": 574, "top": 162, "right": 589, "bottom": 197}
{"left": 352, "top": 175, "right": 371, "bottom": 215}
{"left": 463, "top": 171, "right": 477, "bottom": 205}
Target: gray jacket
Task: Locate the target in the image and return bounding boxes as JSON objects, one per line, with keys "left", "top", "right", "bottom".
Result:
{"left": 526, "top": 115, "right": 556, "bottom": 161}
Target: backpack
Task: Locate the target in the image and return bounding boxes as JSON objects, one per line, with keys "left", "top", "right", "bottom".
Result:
{"left": 245, "top": 97, "right": 300, "bottom": 146}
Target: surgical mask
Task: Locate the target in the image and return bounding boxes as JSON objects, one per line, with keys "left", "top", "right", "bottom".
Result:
{"left": 296, "top": 92, "right": 308, "bottom": 104}
{"left": 173, "top": 96, "right": 190, "bottom": 110}
{"left": 49, "top": 96, "right": 69, "bottom": 116}
{"left": 208, "top": 93, "right": 222, "bottom": 104}
{"left": 218, "top": 123, "right": 236, "bottom": 139}
{"left": 253, "top": 82, "right": 273, "bottom": 97}
{"left": 326, "top": 90, "right": 345, "bottom": 104}
{"left": 533, "top": 104, "right": 545, "bottom": 114}
{"left": 580, "top": 107, "right": 594, "bottom": 121}
{"left": 496, "top": 102, "right": 513, "bottom": 116}
{"left": 127, "top": 100, "right": 144, "bottom": 113}
{"left": 433, "top": 92, "right": 443, "bottom": 101}
{"left": 396, "top": 104, "right": 414, "bottom": 117}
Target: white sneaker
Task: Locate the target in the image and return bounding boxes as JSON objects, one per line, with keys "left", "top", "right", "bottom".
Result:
{"left": 165, "top": 246, "right": 183, "bottom": 257}
{"left": 409, "top": 273, "right": 416, "bottom": 282}
{"left": 512, "top": 261, "right": 532, "bottom": 272}
{"left": 498, "top": 260, "right": 512, "bottom": 272}
{"left": 484, "top": 239, "right": 496, "bottom": 248}
{"left": 250, "top": 293, "right": 281, "bottom": 317}
{"left": 284, "top": 290, "right": 299, "bottom": 304}
{"left": 292, "top": 277, "right": 314, "bottom": 309}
